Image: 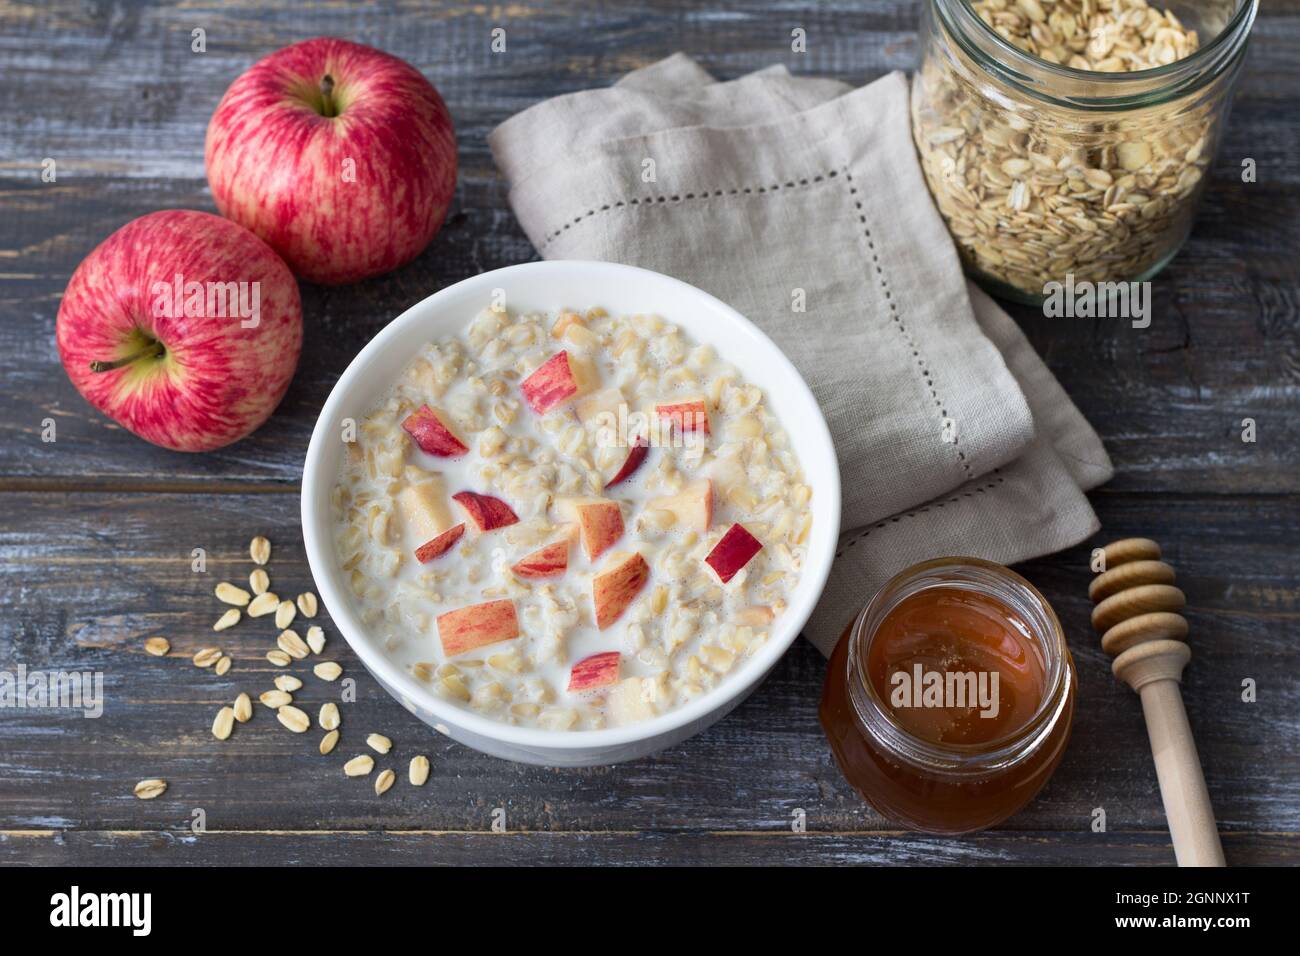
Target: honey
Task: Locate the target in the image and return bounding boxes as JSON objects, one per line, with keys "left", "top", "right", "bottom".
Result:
{"left": 820, "top": 558, "right": 1076, "bottom": 833}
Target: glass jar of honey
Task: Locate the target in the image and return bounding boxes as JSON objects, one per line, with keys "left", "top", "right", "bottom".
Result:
{"left": 820, "top": 557, "right": 1076, "bottom": 833}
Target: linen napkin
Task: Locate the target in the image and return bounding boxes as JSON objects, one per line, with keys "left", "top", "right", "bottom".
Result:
{"left": 489, "top": 55, "right": 1113, "bottom": 655}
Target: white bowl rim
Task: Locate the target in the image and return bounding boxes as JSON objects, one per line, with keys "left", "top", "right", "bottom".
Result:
{"left": 301, "top": 260, "right": 841, "bottom": 751}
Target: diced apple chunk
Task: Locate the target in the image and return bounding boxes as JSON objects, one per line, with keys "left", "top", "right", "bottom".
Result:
{"left": 655, "top": 396, "right": 711, "bottom": 436}
{"left": 401, "top": 405, "right": 468, "bottom": 457}
{"left": 452, "top": 490, "right": 519, "bottom": 531}
{"left": 567, "top": 652, "right": 621, "bottom": 692}
{"left": 415, "top": 523, "right": 465, "bottom": 563}
{"left": 556, "top": 496, "right": 624, "bottom": 560}
{"left": 437, "top": 600, "right": 520, "bottom": 657}
{"left": 605, "top": 436, "right": 649, "bottom": 488}
{"left": 550, "top": 311, "right": 585, "bottom": 339}
{"left": 521, "top": 351, "right": 582, "bottom": 414}
{"left": 397, "top": 477, "right": 453, "bottom": 544}
{"left": 592, "top": 551, "right": 650, "bottom": 629}
{"left": 511, "top": 540, "right": 569, "bottom": 579}
{"left": 576, "top": 387, "right": 625, "bottom": 428}
{"left": 647, "top": 478, "right": 713, "bottom": 533}
{"left": 705, "top": 523, "right": 763, "bottom": 584}
{"left": 736, "top": 605, "right": 775, "bottom": 626}
{"left": 607, "top": 677, "right": 656, "bottom": 724}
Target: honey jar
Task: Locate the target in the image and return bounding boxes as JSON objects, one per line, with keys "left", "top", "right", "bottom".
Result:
{"left": 820, "top": 557, "right": 1076, "bottom": 833}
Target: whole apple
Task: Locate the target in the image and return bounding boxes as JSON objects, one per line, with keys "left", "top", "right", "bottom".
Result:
{"left": 205, "top": 37, "right": 458, "bottom": 285}
{"left": 56, "top": 210, "right": 303, "bottom": 452}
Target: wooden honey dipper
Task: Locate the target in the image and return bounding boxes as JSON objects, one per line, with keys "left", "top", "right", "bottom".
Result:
{"left": 1090, "top": 538, "right": 1225, "bottom": 866}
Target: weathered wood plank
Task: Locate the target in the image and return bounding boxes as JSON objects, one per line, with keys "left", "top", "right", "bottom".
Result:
{"left": 1, "top": 828, "right": 1293, "bottom": 867}
{"left": 1, "top": 490, "right": 1295, "bottom": 844}
{"left": 0, "top": 2, "right": 1296, "bottom": 491}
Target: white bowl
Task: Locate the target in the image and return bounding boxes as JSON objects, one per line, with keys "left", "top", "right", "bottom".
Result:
{"left": 301, "top": 261, "right": 840, "bottom": 766}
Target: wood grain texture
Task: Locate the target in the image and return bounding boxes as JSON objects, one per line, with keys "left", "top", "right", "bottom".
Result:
{"left": 0, "top": 0, "right": 1298, "bottom": 865}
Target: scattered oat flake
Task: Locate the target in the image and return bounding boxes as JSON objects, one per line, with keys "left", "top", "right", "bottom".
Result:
{"left": 274, "top": 600, "right": 296, "bottom": 630}
{"left": 134, "top": 779, "right": 167, "bottom": 800}
{"left": 214, "top": 608, "right": 241, "bottom": 631}
{"left": 274, "top": 675, "right": 303, "bottom": 692}
{"left": 367, "top": 733, "right": 392, "bottom": 755}
{"left": 215, "top": 655, "right": 232, "bottom": 676}
{"left": 266, "top": 650, "right": 291, "bottom": 667}
{"left": 297, "top": 592, "right": 318, "bottom": 618}
{"left": 320, "top": 730, "right": 340, "bottom": 755}
{"left": 250, "top": 535, "right": 271, "bottom": 566}
{"left": 247, "top": 592, "right": 279, "bottom": 617}
{"left": 277, "top": 705, "right": 310, "bottom": 733}
{"left": 314, "top": 662, "right": 342, "bottom": 681}
{"left": 144, "top": 637, "right": 170, "bottom": 657}
{"left": 212, "top": 706, "right": 235, "bottom": 740}
{"left": 319, "top": 702, "right": 340, "bottom": 731}
{"left": 215, "top": 582, "right": 251, "bottom": 606}
{"left": 249, "top": 568, "right": 270, "bottom": 595}
{"left": 306, "top": 626, "right": 326, "bottom": 655}
{"left": 260, "top": 690, "right": 293, "bottom": 709}
{"left": 233, "top": 692, "right": 253, "bottom": 723}
{"left": 193, "top": 647, "right": 222, "bottom": 668}
{"left": 409, "top": 755, "right": 430, "bottom": 787}
{"left": 344, "top": 754, "right": 374, "bottom": 777}
{"left": 374, "top": 768, "right": 396, "bottom": 796}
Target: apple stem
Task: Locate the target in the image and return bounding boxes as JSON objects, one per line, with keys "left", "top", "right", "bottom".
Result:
{"left": 88, "top": 340, "right": 164, "bottom": 373}
{"left": 320, "top": 74, "right": 337, "bottom": 117}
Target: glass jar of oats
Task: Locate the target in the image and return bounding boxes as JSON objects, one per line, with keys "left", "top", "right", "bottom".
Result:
{"left": 912, "top": 0, "right": 1259, "bottom": 303}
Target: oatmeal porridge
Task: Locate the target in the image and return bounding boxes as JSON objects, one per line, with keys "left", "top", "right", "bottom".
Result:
{"left": 332, "top": 303, "right": 813, "bottom": 730}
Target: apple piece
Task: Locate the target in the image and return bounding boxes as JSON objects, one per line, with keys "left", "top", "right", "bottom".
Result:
{"left": 397, "top": 476, "right": 452, "bottom": 543}
{"left": 206, "top": 38, "right": 457, "bottom": 285}
{"left": 605, "top": 436, "right": 649, "bottom": 488}
{"left": 607, "top": 677, "right": 656, "bottom": 724}
{"left": 736, "top": 605, "right": 775, "bottom": 626}
{"left": 647, "top": 479, "right": 714, "bottom": 533}
{"left": 705, "top": 523, "right": 764, "bottom": 584}
{"left": 401, "top": 404, "right": 468, "bottom": 457}
{"left": 415, "top": 523, "right": 465, "bottom": 563}
{"left": 567, "top": 652, "right": 621, "bottom": 692}
{"left": 592, "top": 552, "right": 650, "bottom": 630}
{"left": 556, "top": 496, "right": 625, "bottom": 560}
{"left": 437, "top": 600, "right": 519, "bottom": 656}
{"left": 54, "top": 210, "right": 303, "bottom": 452}
{"left": 655, "top": 395, "right": 711, "bottom": 436}
{"left": 512, "top": 540, "right": 569, "bottom": 579}
{"left": 550, "top": 311, "right": 585, "bottom": 339}
{"left": 576, "top": 387, "right": 625, "bottom": 429}
{"left": 452, "top": 491, "right": 519, "bottom": 531}
{"left": 520, "top": 351, "right": 580, "bottom": 414}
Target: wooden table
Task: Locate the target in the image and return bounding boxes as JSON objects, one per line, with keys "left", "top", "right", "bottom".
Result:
{"left": 1, "top": 0, "right": 1296, "bottom": 866}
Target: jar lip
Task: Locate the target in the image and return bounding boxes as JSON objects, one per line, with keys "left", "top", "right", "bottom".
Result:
{"left": 846, "top": 556, "right": 1073, "bottom": 770}
{"left": 933, "top": 0, "right": 1259, "bottom": 109}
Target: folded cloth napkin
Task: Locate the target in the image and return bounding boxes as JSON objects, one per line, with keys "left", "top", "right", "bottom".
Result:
{"left": 490, "top": 54, "right": 1114, "bottom": 655}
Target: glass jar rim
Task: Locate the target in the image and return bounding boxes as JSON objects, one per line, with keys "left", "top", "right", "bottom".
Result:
{"left": 931, "top": 0, "right": 1260, "bottom": 111}
{"left": 845, "top": 556, "right": 1074, "bottom": 772}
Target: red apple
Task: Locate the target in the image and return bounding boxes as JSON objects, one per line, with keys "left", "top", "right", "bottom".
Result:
{"left": 605, "top": 436, "right": 649, "bottom": 488}
{"left": 705, "top": 523, "right": 763, "bottom": 584}
{"left": 512, "top": 540, "right": 569, "bottom": 579}
{"left": 437, "top": 600, "right": 519, "bottom": 656}
{"left": 415, "top": 523, "right": 465, "bottom": 563}
{"left": 655, "top": 396, "right": 711, "bottom": 436}
{"left": 205, "top": 37, "right": 457, "bottom": 285}
{"left": 520, "top": 351, "right": 579, "bottom": 414}
{"left": 592, "top": 552, "right": 649, "bottom": 629}
{"left": 55, "top": 210, "right": 302, "bottom": 452}
{"left": 567, "top": 652, "right": 621, "bottom": 692}
{"left": 402, "top": 404, "right": 467, "bottom": 457}
{"left": 452, "top": 491, "right": 519, "bottom": 531}
{"left": 556, "top": 496, "right": 624, "bottom": 560}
